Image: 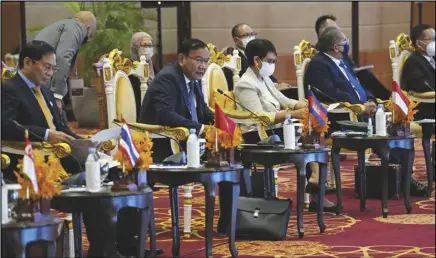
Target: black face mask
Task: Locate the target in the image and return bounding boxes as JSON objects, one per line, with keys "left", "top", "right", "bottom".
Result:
{"left": 82, "top": 35, "right": 89, "bottom": 45}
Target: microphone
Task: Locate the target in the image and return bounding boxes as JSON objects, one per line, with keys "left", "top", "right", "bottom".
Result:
{"left": 8, "top": 119, "right": 94, "bottom": 186}
{"left": 216, "top": 89, "right": 282, "bottom": 145}
{"left": 112, "top": 119, "right": 186, "bottom": 165}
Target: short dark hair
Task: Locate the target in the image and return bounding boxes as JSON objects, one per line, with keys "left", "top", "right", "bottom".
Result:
{"left": 315, "top": 14, "right": 337, "bottom": 36}
{"left": 18, "top": 40, "right": 55, "bottom": 69}
{"left": 318, "top": 26, "right": 343, "bottom": 53}
{"left": 245, "top": 38, "right": 277, "bottom": 66}
{"left": 410, "top": 24, "right": 434, "bottom": 48}
{"left": 177, "top": 38, "right": 208, "bottom": 56}
{"left": 231, "top": 23, "right": 248, "bottom": 38}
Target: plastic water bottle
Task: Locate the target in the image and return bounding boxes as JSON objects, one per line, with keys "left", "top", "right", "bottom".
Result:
{"left": 375, "top": 104, "right": 387, "bottom": 136}
{"left": 187, "top": 129, "right": 200, "bottom": 168}
{"left": 367, "top": 118, "right": 373, "bottom": 137}
{"left": 283, "top": 114, "right": 296, "bottom": 149}
{"left": 85, "top": 148, "right": 100, "bottom": 192}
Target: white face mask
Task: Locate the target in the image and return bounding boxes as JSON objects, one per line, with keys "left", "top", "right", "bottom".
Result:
{"left": 259, "top": 62, "right": 275, "bottom": 78}
{"left": 241, "top": 36, "right": 255, "bottom": 48}
{"left": 138, "top": 47, "right": 154, "bottom": 60}
{"left": 426, "top": 41, "right": 435, "bottom": 57}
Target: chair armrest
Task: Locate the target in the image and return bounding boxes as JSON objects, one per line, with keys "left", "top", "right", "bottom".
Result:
{"left": 408, "top": 91, "right": 435, "bottom": 103}
{"left": 1, "top": 141, "right": 71, "bottom": 158}
{"left": 325, "top": 102, "right": 366, "bottom": 115}
{"left": 1, "top": 154, "right": 11, "bottom": 170}
{"left": 117, "top": 121, "right": 190, "bottom": 141}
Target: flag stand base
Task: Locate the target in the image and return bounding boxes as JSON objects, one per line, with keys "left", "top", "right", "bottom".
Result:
{"left": 387, "top": 122, "right": 411, "bottom": 137}
{"left": 205, "top": 148, "right": 235, "bottom": 168}
{"left": 301, "top": 132, "right": 325, "bottom": 150}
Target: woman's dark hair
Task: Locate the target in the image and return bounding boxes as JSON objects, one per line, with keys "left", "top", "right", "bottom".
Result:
{"left": 245, "top": 38, "right": 277, "bottom": 66}
{"left": 18, "top": 40, "right": 55, "bottom": 69}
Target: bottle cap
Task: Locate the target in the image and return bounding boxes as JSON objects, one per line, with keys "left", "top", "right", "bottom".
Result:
{"left": 285, "top": 114, "right": 291, "bottom": 119}
{"left": 378, "top": 104, "right": 384, "bottom": 108}
{"left": 88, "top": 148, "right": 96, "bottom": 154}
{"left": 189, "top": 128, "right": 196, "bottom": 134}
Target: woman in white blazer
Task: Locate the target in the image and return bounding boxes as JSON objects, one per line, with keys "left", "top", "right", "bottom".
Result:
{"left": 234, "top": 38, "right": 336, "bottom": 212}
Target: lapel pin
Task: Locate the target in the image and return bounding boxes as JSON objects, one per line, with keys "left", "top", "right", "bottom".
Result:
{"left": 50, "top": 101, "right": 54, "bottom": 107}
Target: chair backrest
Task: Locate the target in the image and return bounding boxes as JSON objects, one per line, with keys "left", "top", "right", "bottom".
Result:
{"left": 389, "top": 33, "right": 414, "bottom": 85}
{"left": 201, "top": 43, "right": 241, "bottom": 110}
{"left": 94, "top": 49, "right": 149, "bottom": 128}
{"left": 294, "top": 40, "right": 318, "bottom": 100}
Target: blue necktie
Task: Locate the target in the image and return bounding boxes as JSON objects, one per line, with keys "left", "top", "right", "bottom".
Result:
{"left": 339, "top": 60, "right": 367, "bottom": 102}
{"left": 188, "top": 81, "right": 198, "bottom": 122}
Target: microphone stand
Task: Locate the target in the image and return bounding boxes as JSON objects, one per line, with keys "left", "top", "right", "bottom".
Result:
{"left": 216, "top": 89, "right": 282, "bottom": 145}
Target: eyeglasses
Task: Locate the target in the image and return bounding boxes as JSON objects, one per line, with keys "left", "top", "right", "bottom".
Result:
{"left": 187, "top": 56, "right": 209, "bottom": 66}
{"left": 32, "top": 60, "right": 58, "bottom": 73}
{"left": 237, "top": 32, "right": 257, "bottom": 38}
{"left": 140, "top": 43, "right": 156, "bottom": 48}
{"left": 421, "top": 38, "right": 435, "bottom": 42}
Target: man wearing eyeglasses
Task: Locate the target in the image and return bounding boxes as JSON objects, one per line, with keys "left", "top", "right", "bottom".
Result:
{"left": 138, "top": 38, "right": 214, "bottom": 161}
{"left": 1, "top": 40, "right": 80, "bottom": 181}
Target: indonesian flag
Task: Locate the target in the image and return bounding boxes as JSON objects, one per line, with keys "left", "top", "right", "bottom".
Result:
{"left": 215, "top": 103, "right": 236, "bottom": 137}
{"left": 391, "top": 81, "right": 410, "bottom": 122}
{"left": 23, "top": 130, "right": 38, "bottom": 193}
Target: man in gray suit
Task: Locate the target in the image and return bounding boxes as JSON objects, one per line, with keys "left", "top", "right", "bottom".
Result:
{"left": 34, "top": 11, "right": 97, "bottom": 111}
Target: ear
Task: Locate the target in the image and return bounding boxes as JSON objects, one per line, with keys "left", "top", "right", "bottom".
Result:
{"left": 177, "top": 53, "right": 185, "bottom": 66}
{"left": 23, "top": 57, "right": 32, "bottom": 68}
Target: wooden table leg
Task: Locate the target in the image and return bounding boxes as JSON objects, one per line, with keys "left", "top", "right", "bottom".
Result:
{"left": 377, "top": 147, "right": 390, "bottom": 218}
{"left": 357, "top": 150, "right": 367, "bottom": 212}
{"left": 317, "top": 162, "right": 327, "bottom": 233}
{"left": 401, "top": 149, "right": 414, "bottom": 214}
{"left": 169, "top": 186, "right": 180, "bottom": 257}
{"left": 137, "top": 208, "right": 151, "bottom": 258}
{"left": 72, "top": 212, "right": 83, "bottom": 258}
{"left": 149, "top": 206, "right": 157, "bottom": 257}
{"left": 422, "top": 125, "right": 434, "bottom": 196}
{"left": 228, "top": 183, "right": 240, "bottom": 258}
{"left": 241, "top": 163, "right": 252, "bottom": 196}
{"left": 296, "top": 163, "right": 306, "bottom": 238}
{"left": 331, "top": 147, "right": 343, "bottom": 215}
{"left": 203, "top": 182, "right": 216, "bottom": 258}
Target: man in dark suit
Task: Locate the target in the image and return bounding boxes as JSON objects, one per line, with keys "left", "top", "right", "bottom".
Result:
{"left": 138, "top": 38, "right": 214, "bottom": 133}
{"left": 401, "top": 24, "right": 435, "bottom": 121}
{"left": 314, "top": 15, "right": 391, "bottom": 100}
{"left": 305, "top": 26, "right": 378, "bottom": 126}
{"left": 223, "top": 23, "right": 280, "bottom": 90}
{"left": 1, "top": 40, "right": 80, "bottom": 181}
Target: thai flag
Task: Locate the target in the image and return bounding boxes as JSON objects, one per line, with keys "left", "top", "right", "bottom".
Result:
{"left": 391, "top": 81, "right": 410, "bottom": 117}
{"left": 307, "top": 89, "right": 328, "bottom": 126}
{"left": 118, "top": 120, "right": 139, "bottom": 167}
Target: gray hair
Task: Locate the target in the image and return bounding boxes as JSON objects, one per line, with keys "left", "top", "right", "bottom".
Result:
{"left": 317, "top": 26, "right": 343, "bottom": 53}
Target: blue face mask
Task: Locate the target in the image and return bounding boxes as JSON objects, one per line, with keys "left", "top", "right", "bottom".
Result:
{"left": 343, "top": 42, "right": 350, "bottom": 55}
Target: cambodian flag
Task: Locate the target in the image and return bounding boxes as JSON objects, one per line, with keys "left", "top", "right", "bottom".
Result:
{"left": 307, "top": 89, "right": 328, "bottom": 126}
{"left": 118, "top": 120, "right": 139, "bottom": 167}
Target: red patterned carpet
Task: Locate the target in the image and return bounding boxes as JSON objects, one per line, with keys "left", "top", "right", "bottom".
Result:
{"left": 55, "top": 131, "right": 436, "bottom": 257}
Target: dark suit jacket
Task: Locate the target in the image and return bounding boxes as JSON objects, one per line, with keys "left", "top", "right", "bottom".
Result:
{"left": 223, "top": 48, "right": 277, "bottom": 91}
{"left": 138, "top": 63, "right": 214, "bottom": 133}
{"left": 314, "top": 42, "right": 390, "bottom": 100}
{"left": 401, "top": 52, "right": 435, "bottom": 120}
{"left": 1, "top": 74, "right": 79, "bottom": 142}
{"left": 304, "top": 52, "right": 375, "bottom": 104}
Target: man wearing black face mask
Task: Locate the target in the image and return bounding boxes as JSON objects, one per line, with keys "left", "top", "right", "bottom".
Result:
{"left": 35, "top": 11, "right": 97, "bottom": 117}
{"left": 314, "top": 15, "right": 391, "bottom": 100}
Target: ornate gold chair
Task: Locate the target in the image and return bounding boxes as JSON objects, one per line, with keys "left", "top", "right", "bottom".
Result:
{"left": 93, "top": 50, "right": 198, "bottom": 235}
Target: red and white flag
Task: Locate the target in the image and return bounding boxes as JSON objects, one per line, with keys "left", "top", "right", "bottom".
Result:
{"left": 23, "top": 130, "right": 38, "bottom": 193}
{"left": 391, "top": 81, "right": 410, "bottom": 121}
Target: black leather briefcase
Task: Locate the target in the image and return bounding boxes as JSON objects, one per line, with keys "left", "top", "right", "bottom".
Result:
{"left": 235, "top": 197, "right": 292, "bottom": 240}
{"left": 354, "top": 164, "right": 402, "bottom": 199}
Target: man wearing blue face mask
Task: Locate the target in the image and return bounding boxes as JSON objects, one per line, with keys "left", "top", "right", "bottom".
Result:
{"left": 314, "top": 15, "right": 391, "bottom": 100}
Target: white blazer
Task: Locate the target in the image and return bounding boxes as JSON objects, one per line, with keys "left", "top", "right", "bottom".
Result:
{"left": 234, "top": 67, "right": 299, "bottom": 133}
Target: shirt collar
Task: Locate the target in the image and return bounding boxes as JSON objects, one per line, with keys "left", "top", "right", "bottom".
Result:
{"left": 421, "top": 53, "right": 434, "bottom": 64}
{"left": 18, "top": 70, "right": 36, "bottom": 90}
{"left": 237, "top": 47, "right": 246, "bottom": 57}
{"left": 324, "top": 52, "right": 342, "bottom": 66}
{"left": 184, "top": 74, "right": 192, "bottom": 85}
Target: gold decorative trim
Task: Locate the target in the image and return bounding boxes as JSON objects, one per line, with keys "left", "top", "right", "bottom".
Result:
{"left": 2, "top": 141, "right": 71, "bottom": 159}
{"left": 2, "top": 68, "right": 14, "bottom": 82}
{"left": 207, "top": 43, "right": 231, "bottom": 66}
{"left": 108, "top": 49, "right": 133, "bottom": 75}
{"left": 1, "top": 154, "right": 10, "bottom": 170}
{"left": 395, "top": 33, "right": 415, "bottom": 53}
{"left": 299, "top": 40, "right": 317, "bottom": 60}
{"left": 113, "top": 121, "right": 190, "bottom": 141}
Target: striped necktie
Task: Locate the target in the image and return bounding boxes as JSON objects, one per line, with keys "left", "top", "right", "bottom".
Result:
{"left": 33, "top": 86, "right": 56, "bottom": 130}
